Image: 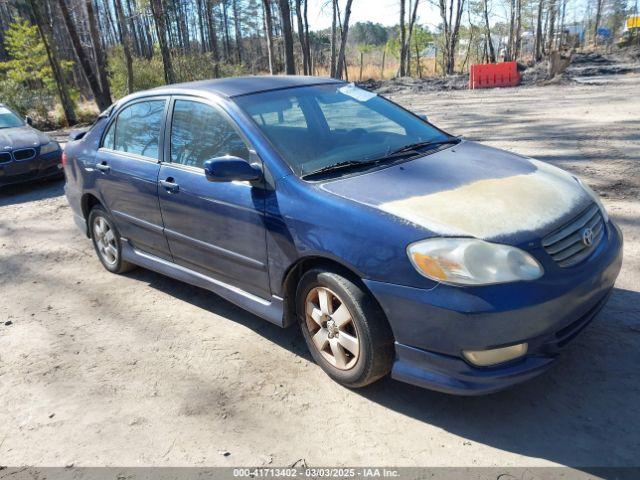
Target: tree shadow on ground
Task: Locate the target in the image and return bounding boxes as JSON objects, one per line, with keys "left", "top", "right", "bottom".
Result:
{"left": 0, "top": 177, "right": 64, "bottom": 207}
{"left": 124, "top": 264, "right": 640, "bottom": 467}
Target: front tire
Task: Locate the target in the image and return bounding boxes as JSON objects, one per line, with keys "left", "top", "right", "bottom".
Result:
{"left": 88, "top": 205, "right": 135, "bottom": 274}
{"left": 297, "top": 268, "right": 394, "bottom": 388}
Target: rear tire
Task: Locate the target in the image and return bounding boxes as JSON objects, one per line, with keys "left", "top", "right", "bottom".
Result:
{"left": 88, "top": 205, "right": 136, "bottom": 274}
{"left": 297, "top": 268, "right": 394, "bottom": 388}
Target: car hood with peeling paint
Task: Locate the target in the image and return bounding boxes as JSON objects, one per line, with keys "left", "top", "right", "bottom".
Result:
{"left": 321, "top": 140, "right": 593, "bottom": 244}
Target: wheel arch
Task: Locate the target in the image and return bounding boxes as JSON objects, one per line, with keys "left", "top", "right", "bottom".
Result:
{"left": 281, "top": 255, "right": 384, "bottom": 328}
{"left": 80, "top": 193, "right": 103, "bottom": 237}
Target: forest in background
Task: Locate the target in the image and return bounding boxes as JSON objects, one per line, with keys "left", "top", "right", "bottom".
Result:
{"left": 0, "top": 0, "right": 637, "bottom": 127}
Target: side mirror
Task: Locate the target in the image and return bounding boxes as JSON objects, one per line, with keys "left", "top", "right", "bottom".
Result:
{"left": 203, "top": 156, "right": 262, "bottom": 183}
{"left": 25, "top": 116, "right": 33, "bottom": 126}
{"left": 69, "top": 128, "right": 88, "bottom": 141}
{"left": 417, "top": 113, "right": 428, "bottom": 122}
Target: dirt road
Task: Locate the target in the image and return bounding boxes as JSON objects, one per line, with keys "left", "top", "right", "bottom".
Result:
{"left": 1, "top": 74, "right": 639, "bottom": 468}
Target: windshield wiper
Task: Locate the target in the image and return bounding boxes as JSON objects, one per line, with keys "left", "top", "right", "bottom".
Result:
{"left": 302, "top": 159, "right": 387, "bottom": 179}
{"left": 301, "top": 138, "right": 461, "bottom": 180}
{"left": 387, "top": 137, "right": 460, "bottom": 156}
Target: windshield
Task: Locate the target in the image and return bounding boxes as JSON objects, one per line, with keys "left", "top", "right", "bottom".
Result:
{"left": 235, "top": 84, "right": 451, "bottom": 178}
{"left": 0, "top": 106, "right": 24, "bottom": 129}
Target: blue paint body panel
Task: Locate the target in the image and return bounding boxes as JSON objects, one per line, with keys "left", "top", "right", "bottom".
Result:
{"left": 369, "top": 222, "right": 622, "bottom": 394}
{"left": 63, "top": 75, "right": 624, "bottom": 395}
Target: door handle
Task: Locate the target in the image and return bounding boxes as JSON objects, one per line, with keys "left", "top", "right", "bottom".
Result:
{"left": 96, "top": 162, "right": 110, "bottom": 173}
{"left": 159, "top": 178, "right": 179, "bottom": 193}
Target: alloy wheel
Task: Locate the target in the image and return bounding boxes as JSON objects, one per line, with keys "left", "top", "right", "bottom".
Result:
{"left": 304, "top": 286, "right": 360, "bottom": 370}
{"left": 93, "top": 216, "right": 118, "bottom": 266}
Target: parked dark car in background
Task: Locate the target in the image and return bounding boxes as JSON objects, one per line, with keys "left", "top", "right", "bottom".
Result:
{"left": 0, "top": 104, "right": 63, "bottom": 188}
{"left": 63, "top": 76, "right": 622, "bottom": 395}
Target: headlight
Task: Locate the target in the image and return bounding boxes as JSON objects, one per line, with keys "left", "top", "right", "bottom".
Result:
{"left": 407, "top": 238, "right": 543, "bottom": 285}
{"left": 576, "top": 177, "right": 609, "bottom": 223}
{"left": 40, "top": 141, "right": 60, "bottom": 155}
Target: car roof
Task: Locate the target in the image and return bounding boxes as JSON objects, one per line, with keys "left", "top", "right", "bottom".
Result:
{"left": 149, "top": 75, "right": 344, "bottom": 99}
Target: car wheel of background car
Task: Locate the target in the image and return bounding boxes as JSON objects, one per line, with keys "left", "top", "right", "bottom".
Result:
{"left": 297, "top": 268, "right": 394, "bottom": 388}
{"left": 88, "top": 205, "right": 136, "bottom": 274}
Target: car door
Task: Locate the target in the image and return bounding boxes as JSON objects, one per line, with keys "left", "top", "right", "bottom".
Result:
{"left": 94, "top": 97, "right": 172, "bottom": 260}
{"left": 157, "top": 97, "right": 270, "bottom": 298}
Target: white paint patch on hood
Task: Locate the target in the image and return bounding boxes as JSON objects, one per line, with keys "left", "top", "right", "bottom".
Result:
{"left": 379, "top": 159, "right": 591, "bottom": 239}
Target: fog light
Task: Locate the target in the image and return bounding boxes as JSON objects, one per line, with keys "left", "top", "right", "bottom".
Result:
{"left": 463, "top": 343, "right": 528, "bottom": 367}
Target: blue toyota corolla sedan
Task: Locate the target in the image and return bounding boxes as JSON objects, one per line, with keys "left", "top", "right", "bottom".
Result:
{"left": 63, "top": 76, "right": 622, "bottom": 395}
{"left": 0, "top": 104, "right": 63, "bottom": 187}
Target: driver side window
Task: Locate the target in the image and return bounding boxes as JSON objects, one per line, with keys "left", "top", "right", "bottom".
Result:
{"left": 170, "top": 100, "right": 250, "bottom": 169}
{"left": 102, "top": 99, "right": 166, "bottom": 160}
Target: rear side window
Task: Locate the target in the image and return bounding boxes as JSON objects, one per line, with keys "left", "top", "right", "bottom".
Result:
{"left": 102, "top": 99, "right": 166, "bottom": 160}
{"left": 169, "top": 100, "right": 249, "bottom": 169}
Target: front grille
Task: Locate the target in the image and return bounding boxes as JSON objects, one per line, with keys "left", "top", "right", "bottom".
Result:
{"left": 13, "top": 148, "right": 36, "bottom": 161}
{"left": 0, "top": 152, "right": 11, "bottom": 164}
{"left": 542, "top": 204, "right": 605, "bottom": 267}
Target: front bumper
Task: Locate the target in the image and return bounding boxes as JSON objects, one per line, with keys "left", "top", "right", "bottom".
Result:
{"left": 365, "top": 221, "right": 623, "bottom": 395}
{"left": 0, "top": 151, "right": 63, "bottom": 187}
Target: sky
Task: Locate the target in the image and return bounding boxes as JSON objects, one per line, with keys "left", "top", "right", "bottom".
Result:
{"left": 305, "top": 0, "right": 444, "bottom": 31}
{"left": 303, "top": 0, "right": 593, "bottom": 32}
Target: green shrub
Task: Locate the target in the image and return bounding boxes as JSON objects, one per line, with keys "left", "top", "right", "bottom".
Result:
{"left": 0, "top": 20, "right": 76, "bottom": 122}
{"left": 108, "top": 45, "right": 166, "bottom": 98}
{"left": 108, "top": 45, "right": 251, "bottom": 99}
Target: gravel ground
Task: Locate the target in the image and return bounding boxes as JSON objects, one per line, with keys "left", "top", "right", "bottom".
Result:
{"left": 0, "top": 74, "right": 639, "bottom": 468}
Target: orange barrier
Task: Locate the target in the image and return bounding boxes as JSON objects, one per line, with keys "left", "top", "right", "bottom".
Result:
{"left": 469, "top": 61, "right": 521, "bottom": 89}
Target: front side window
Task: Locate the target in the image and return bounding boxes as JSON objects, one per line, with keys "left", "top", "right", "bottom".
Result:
{"left": 170, "top": 100, "right": 249, "bottom": 169}
{"left": 235, "top": 84, "right": 451, "bottom": 178}
{"left": 102, "top": 99, "right": 166, "bottom": 160}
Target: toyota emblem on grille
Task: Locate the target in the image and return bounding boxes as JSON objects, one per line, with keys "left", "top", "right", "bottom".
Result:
{"left": 582, "top": 227, "right": 594, "bottom": 247}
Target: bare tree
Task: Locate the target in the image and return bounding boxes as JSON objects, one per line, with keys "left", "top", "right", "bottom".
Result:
{"left": 534, "top": 0, "right": 545, "bottom": 60}
{"left": 232, "top": 0, "right": 243, "bottom": 63}
{"left": 546, "top": 0, "right": 557, "bottom": 52}
{"left": 303, "top": 0, "right": 311, "bottom": 72}
{"left": 150, "top": 0, "right": 176, "bottom": 84}
{"left": 295, "top": 0, "right": 311, "bottom": 74}
{"left": 196, "top": 0, "right": 206, "bottom": 53}
{"left": 56, "top": 0, "right": 112, "bottom": 109}
{"left": 507, "top": 0, "right": 515, "bottom": 59}
{"left": 558, "top": 0, "right": 567, "bottom": 48}
{"left": 85, "top": 0, "right": 112, "bottom": 101}
{"left": 206, "top": 0, "right": 220, "bottom": 61}
{"left": 405, "top": 0, "right": 419, "bottom": 75}
{"left": 438, "top": 0, "right": 466, "bottom": 75}
{"left": 514, "top": 0, "right": 522, "bottom": 59}
{"left": 330, "top": 0, "right": 338, "bottom": 76}
{"left": 277, "top": 0, "right": 295, "bottom": 74}
{"left": 483, "top": 0, "right": 496, "bottom": 62}
{"left": 114, "top": 0, "right": 134, "bottom": 94}
{"left": 262, "top": 0, "right": 275, "bottom": 73}
{"left": 594, "top": 0, "right": 604, "bottom": 45}
{"left": 28, "top": 0, "right": 77, "bottom": 124}
{"left": 399, "top": 0, "right": 406, "bottom": 76}
{"left": 335, "top": 0, "right": 353, "bottom": 79}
